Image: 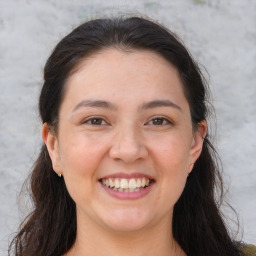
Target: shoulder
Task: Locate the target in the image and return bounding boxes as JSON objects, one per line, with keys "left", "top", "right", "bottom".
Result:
{"left": 240, "top": 244, "right": 256, "bottom": 256}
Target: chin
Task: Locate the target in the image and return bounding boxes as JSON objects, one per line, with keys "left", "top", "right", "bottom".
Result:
{"left": 101, "top": 208, "right": 153, "bottom": 232}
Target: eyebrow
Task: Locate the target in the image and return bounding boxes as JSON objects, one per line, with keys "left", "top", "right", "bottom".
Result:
{"left": 141, "top": 100, "right": 182, "bottom": 111}
{"left": 72, "top": 99, "right": 117, "bottom": 112}
{"left": 72, "top": 99, "right": 182, "bottom": 113}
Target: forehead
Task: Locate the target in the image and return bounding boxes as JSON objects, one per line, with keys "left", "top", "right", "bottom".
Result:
{"left": 62, "top": 48, "right": 189, "bottom": 111}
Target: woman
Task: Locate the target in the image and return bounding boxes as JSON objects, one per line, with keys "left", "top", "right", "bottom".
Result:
{"left": 9, "top": 16, "right": 255, "bottom": 256}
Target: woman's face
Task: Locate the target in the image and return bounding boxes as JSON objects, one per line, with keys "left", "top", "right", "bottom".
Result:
{"left": 44, "top": 48, "right": 206, "bottom": 233}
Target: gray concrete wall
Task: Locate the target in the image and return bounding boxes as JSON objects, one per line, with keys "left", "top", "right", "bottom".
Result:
{"left": 0, "top": 0, "right": 255, "bottom": 254}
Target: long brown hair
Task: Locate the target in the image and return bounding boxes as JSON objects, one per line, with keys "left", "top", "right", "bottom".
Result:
{"left": 9, "top": 16, "right": 243, "bottom": 256}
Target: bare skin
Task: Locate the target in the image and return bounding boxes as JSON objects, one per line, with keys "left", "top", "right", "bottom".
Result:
{"left": 43, "top": 48, "right": 206, "bottom": 256}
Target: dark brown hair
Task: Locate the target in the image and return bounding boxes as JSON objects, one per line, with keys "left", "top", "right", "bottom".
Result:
{"left": 9, "top": 16, "right": 243, "bottom": 256}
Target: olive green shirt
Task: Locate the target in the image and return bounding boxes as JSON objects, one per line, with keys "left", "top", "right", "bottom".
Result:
{"left": 242, "top": 244, "right": 256, "bottom": 256}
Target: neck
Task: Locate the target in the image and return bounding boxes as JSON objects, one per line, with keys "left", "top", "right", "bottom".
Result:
{"left": 67, "top": 213, "right": 186, "bottom": 256}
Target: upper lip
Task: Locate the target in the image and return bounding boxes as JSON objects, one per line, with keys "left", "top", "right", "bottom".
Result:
{"left": 99, "top": 172, "right": 155, "bottom": 180}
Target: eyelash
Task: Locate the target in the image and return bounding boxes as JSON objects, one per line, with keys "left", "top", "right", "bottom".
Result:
{"left": 82, "top": 117, "right": 108, "bottom": 126}
{"left": 82, "top": 116, "right": 173, "bottom": 126}
{"left": 146, "top": 117, "right": 173, "bottom": 126}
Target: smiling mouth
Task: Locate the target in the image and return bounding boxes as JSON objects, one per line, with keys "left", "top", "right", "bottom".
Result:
{"left": 99, "top": 177, "right": 154, "bottom": 192}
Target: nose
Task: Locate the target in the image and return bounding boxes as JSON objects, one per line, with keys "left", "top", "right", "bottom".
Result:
{"left": 109, "top": 125, "right": 148, "bottom": 163}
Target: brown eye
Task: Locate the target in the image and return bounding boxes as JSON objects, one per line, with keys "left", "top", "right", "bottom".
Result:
{"left": 83, "top": 117, "right": 107, "bottom": 125}
{"left": 147, "top": 117, "right": 171, "bottom": 126}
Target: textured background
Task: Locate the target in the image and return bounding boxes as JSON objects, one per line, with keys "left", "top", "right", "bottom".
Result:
{"left": 0, "top": 0, "right": 255, "bottom": 254}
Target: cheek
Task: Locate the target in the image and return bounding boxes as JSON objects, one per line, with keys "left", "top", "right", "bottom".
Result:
{"left": 151, "top": 133, "right": 192, "bottom": 171}
{"left": 57, "top": 130, "right": 110, "bottom": 198}
{"left": 150, "top": 134, "right": 191, "bottom": 202}
{"left": 59, "top": 128, "right": 108, "bottom": 171}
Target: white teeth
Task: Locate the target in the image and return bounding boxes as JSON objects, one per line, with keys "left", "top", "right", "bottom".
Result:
{"left": 114, "top": 179, "right": 120, "bottom": 188}
{"left": 101, "top": 177, "right": 152, "bottom": 192}
{"left": 141, "top": 177, "right": 146, "bottom": 187}
{"left": 120, "top": 179, "right": 129, "bottom": 189}
{"left": 137, "top": 179, "right": 141, "bottom": 187}
{"left": 129, "top": 178, "right": 137, "bottom": 189}
{"left": 109, "top": 179, "right": 114, "bottom": 188}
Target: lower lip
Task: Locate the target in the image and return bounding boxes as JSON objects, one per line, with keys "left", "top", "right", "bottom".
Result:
{"left": 99, "top": 182, "right": 154, "bottom": 200}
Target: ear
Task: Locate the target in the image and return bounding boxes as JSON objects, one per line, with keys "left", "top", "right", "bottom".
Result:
{"left": 188, "top": 120, "right": 207, "bottom": 173}
{"left": 42, "top": 123, "right": 62, "bottom": 175}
